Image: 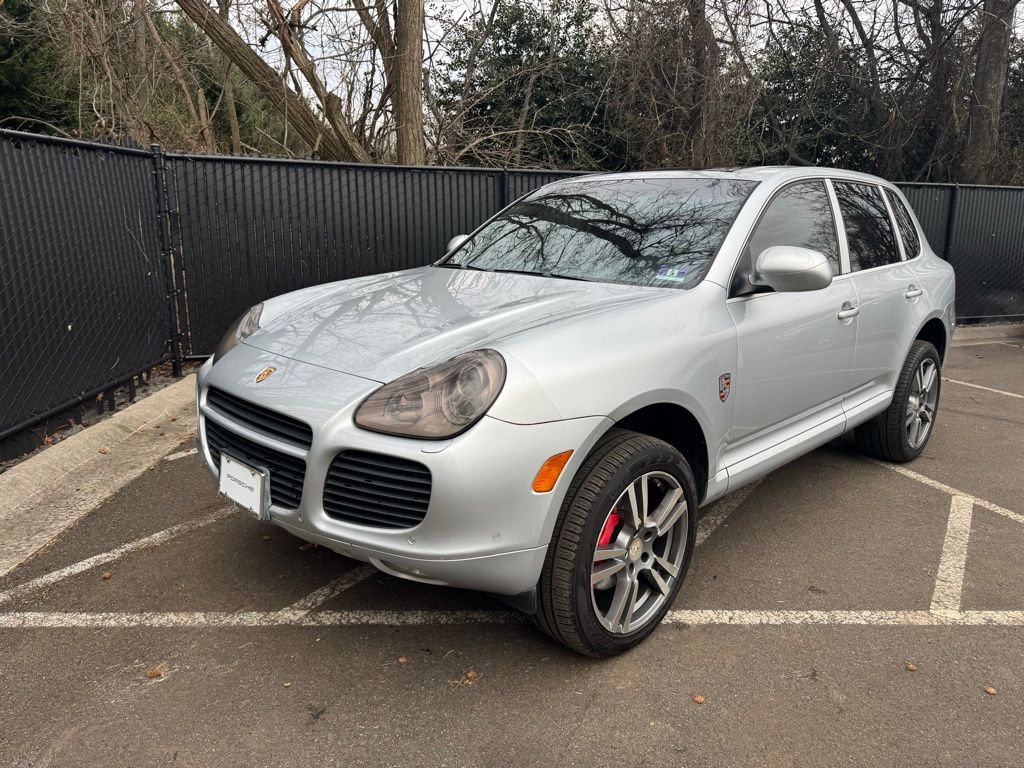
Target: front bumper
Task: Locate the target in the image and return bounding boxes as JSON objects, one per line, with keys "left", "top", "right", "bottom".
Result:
{"left": 196, "top": 347, "right": 608, "bottom": 596}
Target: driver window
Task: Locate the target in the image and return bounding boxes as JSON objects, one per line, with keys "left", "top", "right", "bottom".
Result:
{"left": 731, "top": 180, "right": 840, "bottom": 296}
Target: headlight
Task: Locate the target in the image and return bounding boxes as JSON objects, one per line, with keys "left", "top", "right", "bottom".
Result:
{"left": 212, "top": 303, "right": 263, "bottom": 363}
{"left": 354, "top": 350, "right": 506, "bottom": 439}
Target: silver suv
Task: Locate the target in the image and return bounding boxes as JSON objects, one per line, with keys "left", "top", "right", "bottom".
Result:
{"left": 197, "top": 168, "right": 955, "bottom": 656}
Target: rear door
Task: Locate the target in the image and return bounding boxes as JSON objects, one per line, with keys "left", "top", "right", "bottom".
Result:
{"left": 832, "top": 181, "right": 923, "bottom": 416}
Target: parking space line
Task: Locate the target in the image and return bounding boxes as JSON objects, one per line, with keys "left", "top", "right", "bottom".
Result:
{"left": 696, "top": 480, "right": 760, "bottom": 547}
{"left": 3, "top": 608, "right": 1024, "bottom": 629}
{"left": 280, "top": 565, "right": 376, "bottom": 616}
{"left": 3, "top": 447, "right": 1022, "bottom": 632}
{"left": 0, "top": 609, "right": 522, "bottom": 628}
{"left": 164, "top": 448, "right": 199, "bottom": 461}
{"left": 0, "top": 508, "right": 233, "bottom": 607}
{"left": 930, "top": 496, "right": 974, "bottom": 615}
{"left": 870, "top": 459, "right": 1024, "bottom": 525}
{"left": 944, "top": 377, "right": 1024, "bottom": 400}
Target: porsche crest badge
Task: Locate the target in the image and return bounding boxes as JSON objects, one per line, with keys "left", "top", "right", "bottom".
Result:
{"left": 255, "top": 366, "right": 277, "bottom": 384}
{"left": 719, "top": 373, "right": 731, "bottom": 402}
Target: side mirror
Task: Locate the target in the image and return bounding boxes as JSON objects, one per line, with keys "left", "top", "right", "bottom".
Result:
{"left": 753, "top": 246, "right": 833, "bottom": 292}
{"left": 446, "top": 234, "right": 470, "bottom": 254}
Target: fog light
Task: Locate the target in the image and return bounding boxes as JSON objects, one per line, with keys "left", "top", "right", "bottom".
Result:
{"left": 532, "top": 451, "right": 573, "bottom": 493}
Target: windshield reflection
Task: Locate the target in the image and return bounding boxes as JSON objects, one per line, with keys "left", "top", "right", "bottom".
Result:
{"left": 446, "top": 177, "right": 758, "bottom": 289}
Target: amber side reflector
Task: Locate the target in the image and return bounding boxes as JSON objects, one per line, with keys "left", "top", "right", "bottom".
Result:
{"left": 532, "top": 450, "right": 574, "bottom": 493}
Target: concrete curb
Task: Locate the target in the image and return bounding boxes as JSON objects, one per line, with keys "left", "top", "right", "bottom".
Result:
{"left": 952, "top": 323, "right": 1024, "bottom": 347}
{"left": 0, "top": 375, "right": 198, "bottom": 577}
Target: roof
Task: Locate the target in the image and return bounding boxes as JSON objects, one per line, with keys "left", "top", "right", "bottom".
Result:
{"left": 554, "top": 166, "right": 893, "bottom": 186}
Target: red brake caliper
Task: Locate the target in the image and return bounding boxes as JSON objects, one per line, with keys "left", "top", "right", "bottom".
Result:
{"left": 598, "top": 509, "right": 621, "bottom": 551}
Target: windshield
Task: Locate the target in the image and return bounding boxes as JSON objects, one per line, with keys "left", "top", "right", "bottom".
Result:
{"left": 441, "top": 177, "right": 758, "bottom": 289}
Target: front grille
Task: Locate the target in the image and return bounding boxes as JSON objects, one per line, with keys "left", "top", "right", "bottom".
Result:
{"left": 206, "top": 387, "right": 312, "bottom": 450}
{"left": 323, "top": 451, "right": 432, "bottom": 529}
{"left": 205, "top": 418, "right": 306, "bottom": 510}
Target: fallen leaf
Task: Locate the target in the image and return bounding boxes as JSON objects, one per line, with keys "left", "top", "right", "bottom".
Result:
{"left": 283, "top": 682, "right": 292, "bottom": 688}
{"left": 98, "top": 447, "right": 109, "bottom": 455}
{"left": 159, "top": 432, "right": 166, "bottom": 436}
{"left": 43, "top": 435, "right": 55, "bottom": 446}
{"left": 464, "top": 669, "right": 478, "bottom": 683}
{"left": 145, "top": 662, "right": 167, "bottom": 679}
{"left": 905, "top": 663, "right": 918, "bottom": 672}
{"left": 692, "top": 694, "right": 705, "bottom": 705}
{"left": 101, "top": 571, "right": 112, "bottom": 581}
{"left": 397, "top": 656, "right": 408, "bottom": 665}
{"left": 170, "top": 417, "right": 177, "bottom": 422}
{"left": 985, "top": 686, "right": 998, "bottom": 696}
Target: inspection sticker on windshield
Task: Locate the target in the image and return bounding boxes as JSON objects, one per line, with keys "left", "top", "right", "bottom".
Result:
{"left": 656, "top": 265, "right": 689, "bottom": 282}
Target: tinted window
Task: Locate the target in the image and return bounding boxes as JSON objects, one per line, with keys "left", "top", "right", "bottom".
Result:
{"left": 884, "top": 189, "right": 921, "bottom": 258}
{"left": 447, "top": 177, "right": 758, "bottom": 289}
{"left": 733, "top": 181, "right": 839, "bottom": 294}
{"left": 833, "top": 182, "right": 900, "bottom": 271}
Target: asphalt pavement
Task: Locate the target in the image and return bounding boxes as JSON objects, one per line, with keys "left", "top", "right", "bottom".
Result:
{"left": 1, "top": 337, "right": 1022, "bottom": 767}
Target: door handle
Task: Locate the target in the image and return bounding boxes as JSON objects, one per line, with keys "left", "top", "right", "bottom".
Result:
{"left": 837, "top": 304, "right": 860, "bottom": 320}
{"left": 905, "top": 284, "right": 923, "bottom": 299}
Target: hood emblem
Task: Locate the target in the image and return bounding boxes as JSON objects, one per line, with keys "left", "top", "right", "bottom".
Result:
{"left": 255, "top": 366, "right": 277, "bottom": 384}
{"left": 719, "top": 373, "right": 731, "bottom": 402}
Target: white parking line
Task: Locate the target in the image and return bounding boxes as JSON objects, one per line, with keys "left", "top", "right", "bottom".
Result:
{"left": 0, "top": 508, "right": 233, "bottom": 607}
{"left": 870, "top": 459, "right": 1024, "bottom": 525}
{"left": 2, "top": 608, "right": 1024, "bottom": 629}
{"left": 930, "top": 496, "right": 974, "bottom": 615}
{"left": 696, "top": 480, "right": 760, "bottom": 547}
{"left": 164, "top": 448, "right": 199, "bottom": 462}
{"left": 0, "top": 609, "right": 522, "bottom": 628}
{"left": 1, "top": 451, "right": 1022, "bottom": 632}
{"left": 281, "top": 565, "right": 376, "bottom": 616}
{"left": 944, "top": 377, "right": 1024, "bottom": 400}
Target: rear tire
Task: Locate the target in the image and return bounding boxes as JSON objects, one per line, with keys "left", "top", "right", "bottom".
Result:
{"left": 534, "top": 429, "right": 698, "bottom": 657}
{"left": 855, "top": 340, "right": 942, "bottom": 462}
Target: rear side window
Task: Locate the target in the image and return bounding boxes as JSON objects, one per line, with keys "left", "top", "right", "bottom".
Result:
{"left": 884, "top": 189, "right": 921, "bottom": 259}
{"left": 833, "top": 182, "right": 901, "bottom": 271}
{"left": 732, "top": 180, "right": 839, "bottom": 295}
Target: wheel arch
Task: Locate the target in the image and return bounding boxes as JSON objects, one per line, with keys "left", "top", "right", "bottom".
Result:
{"left": 606, "top": 401, "right": 710, "bottom": 504}
{"left": 915, "top": 315, "right": 948, "bottom": 362}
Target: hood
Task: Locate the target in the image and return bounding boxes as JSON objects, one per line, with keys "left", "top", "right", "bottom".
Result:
{"left": 242, "top": 266, "right": 671, "bottom": 382}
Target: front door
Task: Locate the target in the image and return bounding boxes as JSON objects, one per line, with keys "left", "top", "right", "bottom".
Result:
{"left": 725, "top": 180, "right": 858, "bottom": 478}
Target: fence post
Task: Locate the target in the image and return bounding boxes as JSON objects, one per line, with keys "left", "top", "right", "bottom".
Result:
{"left": 499, "top": 169, "right": 510, "bottom": 209}
{"left": 941, "top": 184, "right": 960, "bottom": 261}
{"left": 150, "top": 144, "right": 184, "bottom": 378}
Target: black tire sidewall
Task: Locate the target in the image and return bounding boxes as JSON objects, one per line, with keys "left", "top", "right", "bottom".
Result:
{"left": 569, "top": 442, "right": 697, "bottom": 656}
{"left": 890, "top": 341, "right": 942, "bottom": 460}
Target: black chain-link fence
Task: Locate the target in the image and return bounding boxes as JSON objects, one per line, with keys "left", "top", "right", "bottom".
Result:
{"left": 2, "top": 128, "right": 1023, "bottom": 456}
{"left": 0, "top": 132, "right": 175, "bottom": 457}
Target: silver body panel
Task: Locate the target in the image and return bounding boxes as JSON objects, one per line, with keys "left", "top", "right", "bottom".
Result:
{"left": 197, "top": 167, "right": 955, "bottom": 596}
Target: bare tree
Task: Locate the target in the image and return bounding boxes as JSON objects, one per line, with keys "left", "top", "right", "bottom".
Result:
{"left": 960, "top": 0, "right": 1021, "bottom": 181}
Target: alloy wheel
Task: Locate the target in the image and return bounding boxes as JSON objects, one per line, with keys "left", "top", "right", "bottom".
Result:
{"left": 906, "top": 357, "right": 939, "bottom": 449}
{"left": 590, "top": 471, "right": 689, "bottom": 634}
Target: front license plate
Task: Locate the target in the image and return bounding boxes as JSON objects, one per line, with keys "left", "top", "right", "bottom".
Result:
{"left": 219, "top": 453, "right": 270, "bottom": 521}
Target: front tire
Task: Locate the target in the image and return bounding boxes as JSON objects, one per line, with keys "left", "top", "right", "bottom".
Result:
{"left": 534, "top": 429, "right": 698, "bottom": 657}
{"left": 855, "top": 339, "right": 942, "bottom": 462}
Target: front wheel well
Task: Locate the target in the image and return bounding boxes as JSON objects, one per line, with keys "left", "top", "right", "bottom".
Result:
{"left": 611, "top": 403, "right": 709, "bottom": 503}
{"left": 916, "top": 317, "right": 947, "bottom": 362}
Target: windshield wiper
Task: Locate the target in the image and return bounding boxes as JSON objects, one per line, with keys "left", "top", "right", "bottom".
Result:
{"left": 491, "top": 268, "right": 592, "bottom": 282}
{"left": 434, "top": 262, "right": 489, "bottom": 271}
